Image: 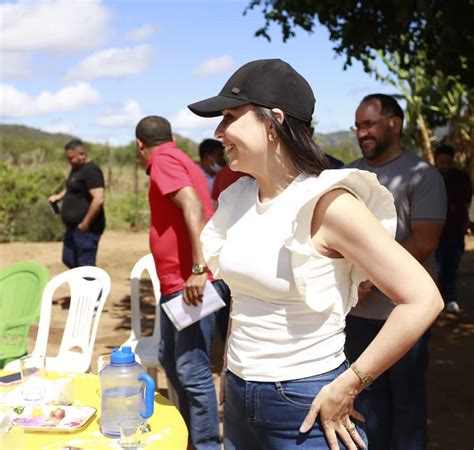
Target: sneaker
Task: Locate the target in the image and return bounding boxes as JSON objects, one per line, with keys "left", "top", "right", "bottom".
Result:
{"left": 445, "top": 301, "right": 461, "bottom": 313}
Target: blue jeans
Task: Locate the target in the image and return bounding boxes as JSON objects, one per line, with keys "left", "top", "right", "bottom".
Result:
{"left": 223, "top": 361, "right": 367, "bottom": 450}
{"left": 436, "top": 238, "right": 465, "bottom": 303}
{"left": 216, "top": 280, "right": 231, "bottom": 341}
{"left": 62, "top": 226, "right": 100, "bottom": 268}
{"left": 345, "top": 315, "right": 430, "bottom": 450}
{"left": 159, "top": 280, "right": 230, "bottom": 450}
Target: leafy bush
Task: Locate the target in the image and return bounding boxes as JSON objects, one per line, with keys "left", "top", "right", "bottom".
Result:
{"left": 14, "top": 198, "right": 64, "bottom": 242}
{"left": 0, "top": 162, "right": 65, "bottom": 242}
{"left": 105, "top": 190, "right": 149, "bottom": 230}
{"left": 0, "top": 161, "right": 151, "bottom": 241}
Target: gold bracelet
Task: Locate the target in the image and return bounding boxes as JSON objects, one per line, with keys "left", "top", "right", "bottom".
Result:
{"left": 350, "top": 363, "right": 373, "bottom": 388}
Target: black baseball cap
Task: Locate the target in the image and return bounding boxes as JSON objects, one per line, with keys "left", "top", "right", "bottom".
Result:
{"left": 187, "top": 59, "right": 315, "bottom": 123}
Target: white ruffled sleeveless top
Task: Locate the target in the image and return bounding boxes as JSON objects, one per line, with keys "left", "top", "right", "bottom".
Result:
{"left": 201, "top": 169, "right": 396, "bottom": 382}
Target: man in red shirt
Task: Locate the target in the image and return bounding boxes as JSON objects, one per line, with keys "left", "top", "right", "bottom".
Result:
{"left": 211, "top": 164, "right": 248, "bottom": 206}
{"left": 135, "top": 116, "right": 229, "bottom": 450}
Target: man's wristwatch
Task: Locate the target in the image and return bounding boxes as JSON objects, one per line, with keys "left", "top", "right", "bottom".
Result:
{"left": 191, "top": 263, "right": 208, "bottom": 275}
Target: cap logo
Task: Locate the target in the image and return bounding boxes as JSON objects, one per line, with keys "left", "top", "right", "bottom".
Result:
{"left": 231, "top": 87, "right": 240, "bottom": 95}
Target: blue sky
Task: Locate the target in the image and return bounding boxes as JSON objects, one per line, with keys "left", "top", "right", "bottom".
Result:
{"left": 1, "top": 0, "right": 397, "bottom": 146}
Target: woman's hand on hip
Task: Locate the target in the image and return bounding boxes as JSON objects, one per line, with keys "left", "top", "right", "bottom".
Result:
{"left": 299, "top": 371, "right": 366, "bottom": 450}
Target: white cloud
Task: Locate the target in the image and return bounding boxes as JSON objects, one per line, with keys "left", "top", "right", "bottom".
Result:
{"left": 0, "top": 82, "right": 100, "bottom": 119}
{"left": 171, "top": 108, "right": 221, "bottom": 142}
{"left": 86, "top": 135, "right": 124, "bottom": 147}
{"left": 66, "top": 45, "right": 154, "bottom": 80}
{"left": 41, "top": 122, "right": 76, "bottom": 135}
{"left": 101, "top": 136, "right": 122, "bottom": 147}
{"left": 0, "top": 52, "right": 30, "bottom": 78}
{"left": 192, "top": 56, "right": 236, "bottom": 78}
{"left": 96, "top": 100, "right": 143, "bottom": 128}
{"left": 125, "top": 24, "right": 156, "bottom": 41}
{"left": 1, "top": 0, "right": 110, "bottom": 54}
{"left": 171, "top": 108, "right": 220, "bottom": 130}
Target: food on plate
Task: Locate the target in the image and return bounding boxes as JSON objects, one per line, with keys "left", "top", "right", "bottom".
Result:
{"left": 50, "top": 407, "right": 66, "bottom": 420}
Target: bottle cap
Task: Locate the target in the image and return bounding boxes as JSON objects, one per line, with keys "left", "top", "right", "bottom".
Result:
{"left": 110, "top": 346, "right": 135, "bottom": 365}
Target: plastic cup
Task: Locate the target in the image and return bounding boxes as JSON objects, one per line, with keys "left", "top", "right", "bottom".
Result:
{"left": 97, "top": 354, "right": 110, "bottom": 374}
{"left": 119, "top": 418, "right": 145, "bottom": 448}
{"left": 20, "top": 355, "right": 46, "bottom": 402}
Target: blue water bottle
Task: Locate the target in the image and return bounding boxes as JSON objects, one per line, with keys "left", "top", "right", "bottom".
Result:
{"left": 99, "top": 346, "right": 155, "bottom": 437}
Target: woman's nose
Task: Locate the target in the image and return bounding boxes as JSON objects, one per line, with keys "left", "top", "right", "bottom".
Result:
{"left": 214, "top": 120, "right": 225, "bottom": 139}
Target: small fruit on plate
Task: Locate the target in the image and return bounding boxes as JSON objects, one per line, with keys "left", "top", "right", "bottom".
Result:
{"left": 50, "top": 407, "right": 66, "bottom": 420}
{"left": 12, "top": 406, "right": 25, "bottom": 415}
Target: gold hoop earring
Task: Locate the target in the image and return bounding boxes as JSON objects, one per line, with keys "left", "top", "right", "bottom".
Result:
{"left": 268, "top": 134, "right": 275, "bottom": 142}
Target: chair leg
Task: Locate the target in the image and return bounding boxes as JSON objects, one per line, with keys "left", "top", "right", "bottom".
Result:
{"left": 146, "top": 365, "right": 179, "bottom": 407}
{"left": 147, "top": 366, "right": 158, "bottom": 390}
{"left": 166, "top": 377, "right": 179, "bottom": 407}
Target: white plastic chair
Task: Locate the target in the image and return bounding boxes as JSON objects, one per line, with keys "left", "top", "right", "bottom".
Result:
{"left": 123, "top": 254, "right": 161, "bottom": 366}
{"left": 5, "top": 266, "right": 111, "bottom": 373}
{"left": 122, "top": 254, "right": 178, "bottom": 405}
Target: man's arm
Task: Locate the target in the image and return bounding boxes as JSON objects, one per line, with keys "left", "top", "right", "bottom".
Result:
{"left": 78, "top": 187, "right": 105, "bottom": 231}
{"left": 359, "top": 221, "right": 444, "bottom": 299}
{"left": 169, "top": 185, "right": 208, "bottom": 306}
{"left": 48, "top": 189, "right": 66, "bottom": 203}
{"left": 400, "top": 221, "right": 444, "bottom": 262}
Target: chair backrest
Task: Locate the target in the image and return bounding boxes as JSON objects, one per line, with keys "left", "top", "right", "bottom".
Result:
{"left": 0, "top": 262, "right": 50, "bottom": 366}
{"left": 33, "top": 266, "right": 111, "bottom": 372}
{"left": 129, "top": 254, "right": 161, "bottom": 343}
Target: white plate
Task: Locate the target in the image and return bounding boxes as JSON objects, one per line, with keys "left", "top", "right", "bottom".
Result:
{"left": 9, "top": 405, "right": 96, "bottom": 432}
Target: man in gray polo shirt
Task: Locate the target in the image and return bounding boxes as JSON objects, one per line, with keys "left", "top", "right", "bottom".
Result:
{"left": 345, "top": 94, "right": 447, "bottom": 450}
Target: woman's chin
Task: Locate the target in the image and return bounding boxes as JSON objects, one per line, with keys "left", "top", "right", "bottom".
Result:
{"left": 229, "top": 159, "right": 239, "bottom": 171}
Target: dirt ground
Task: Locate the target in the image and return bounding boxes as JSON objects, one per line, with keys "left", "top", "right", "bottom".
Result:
{"left": 1, "top": 230, "right": 472, "bottom": 449}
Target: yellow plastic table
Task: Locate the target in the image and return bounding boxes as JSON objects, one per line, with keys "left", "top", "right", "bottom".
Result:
{"left": 0, "top": 371, "right": 188, "bottom": 449}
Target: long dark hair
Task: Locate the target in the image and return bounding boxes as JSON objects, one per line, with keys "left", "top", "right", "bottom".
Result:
{"left": 254, "top": 107, "right": 330, "bottom": 175}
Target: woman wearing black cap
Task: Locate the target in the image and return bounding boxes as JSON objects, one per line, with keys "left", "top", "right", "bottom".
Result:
{"left": 188, "top": 59, "right": 443, "bottom": 450}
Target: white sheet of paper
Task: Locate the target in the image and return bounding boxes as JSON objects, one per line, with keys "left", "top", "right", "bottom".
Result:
{"left": 161, "top": 281, "right": 225, "bottom": 331}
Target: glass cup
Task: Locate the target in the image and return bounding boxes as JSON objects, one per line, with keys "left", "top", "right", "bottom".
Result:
{"left": 0, "top": 407, "right": 25, "bottom": 448}
{"left": 20, "top": 354, "right": 46, "bottom": 402}
{"left": 53, "top": 378, "right": 74, "bottom": 405}
{"left": 0, "top": 406, "right": 10, "bottom": 432}
{"left": 97, "top": 354, "right": 110, "bottom": 374}
{"left": 119, "top": 418, "right": 145, "bottom": 449}
{"left": 0, "top": 425, "right": 25, "bottom": 449}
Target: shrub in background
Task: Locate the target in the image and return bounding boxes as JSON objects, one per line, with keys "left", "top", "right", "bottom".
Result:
{"left": 14, "top": 198, "right": 64, "bottom": 242}
{"left": 0, "top": 162, "right": 65, "bottom": 242}
{"left": 105, "top": 190, "right": 149, "bottom": 230}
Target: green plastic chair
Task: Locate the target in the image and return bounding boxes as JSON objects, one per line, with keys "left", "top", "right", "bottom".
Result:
{"left": 0, "top": 261, "right": 50, "bottom": 368}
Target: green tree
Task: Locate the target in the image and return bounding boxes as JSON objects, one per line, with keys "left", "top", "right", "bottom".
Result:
{"left": 370, "top": 51, "right": 473, "bottom": 167}
{"left": 246, "top": 0, "right": 474, "bottom": 87}
{"left": 246, "top": 0, "right": 474, "bottom": 170}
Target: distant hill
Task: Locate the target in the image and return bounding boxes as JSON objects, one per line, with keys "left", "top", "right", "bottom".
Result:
{"left": 174, "top": 134, "right": 199, "bottom": 160}
{"left": 315, "top": 130, "right": 356, "bottom": 148}
{"left": 0, "top": 124, "right": 78, "bottom": 144}
{"left": 314, "top": 130, "right": 361, "bottom": 163}
{"left": 0, "top": 123, "right": 360, "bottom": 165}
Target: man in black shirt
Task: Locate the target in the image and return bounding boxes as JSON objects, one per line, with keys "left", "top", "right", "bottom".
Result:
{"left": 49, "top": 139, "right": 105, "bottom": 268}
{"left": 435, "top": 144, "right": 472, "bottom": 313}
